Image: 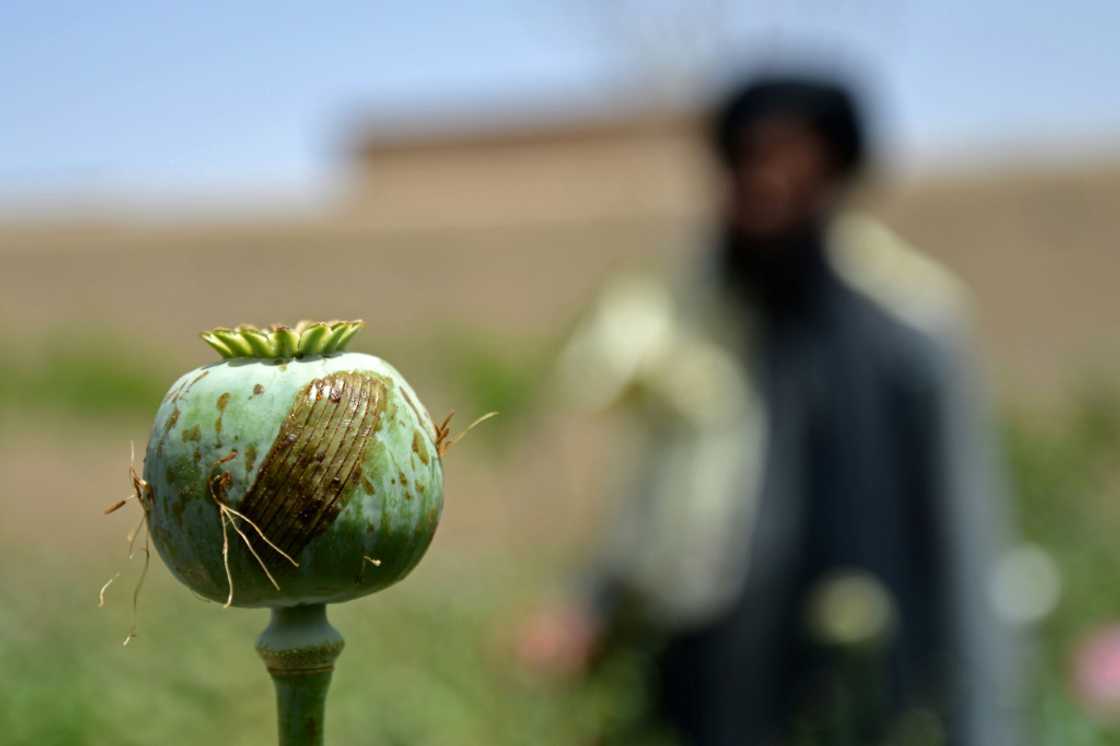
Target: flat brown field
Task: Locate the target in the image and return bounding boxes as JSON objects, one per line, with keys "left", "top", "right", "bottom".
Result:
{"left": 2, "top": 161, "right": 1118, "bottom": 560}
{"left": 4, "top": 160, "right": 1117, "bottom": 391}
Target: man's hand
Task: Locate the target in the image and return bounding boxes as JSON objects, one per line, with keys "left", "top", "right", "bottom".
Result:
{"left": 515, "top": 601, "right": 603, "bottom": 678}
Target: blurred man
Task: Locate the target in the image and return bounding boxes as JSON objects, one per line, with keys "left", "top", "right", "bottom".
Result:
{"left": 519, "top": 74, "right": 1019, "bottom": 745}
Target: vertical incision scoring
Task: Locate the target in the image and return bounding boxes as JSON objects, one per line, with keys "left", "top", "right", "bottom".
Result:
{"left": 236, "top": 371, "right": 387, "bottom": 557}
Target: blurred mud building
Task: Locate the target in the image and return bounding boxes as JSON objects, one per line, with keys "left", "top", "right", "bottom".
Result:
{"left": 342, "top": 101, "right": 1120, "bottom": 399}
{"left": 344, "top": 107, "right": 705, "bottom": 228}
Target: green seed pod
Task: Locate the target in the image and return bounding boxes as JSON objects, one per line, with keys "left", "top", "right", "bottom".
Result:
{"left": 142, "top": 321, "right": 443, "bottom": 608}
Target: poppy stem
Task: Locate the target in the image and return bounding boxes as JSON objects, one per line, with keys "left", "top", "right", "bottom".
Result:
{"left": 256, "top": 604, "right": 345, "bottom": 746}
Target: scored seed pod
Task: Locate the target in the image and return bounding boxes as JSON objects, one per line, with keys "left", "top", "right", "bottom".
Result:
{"left": 115, "top": 320, "right": 463, "bottom": 746}
{"left": 142, "top": 320, "right": 443, "bottom": 607}
{"left": 122, "top": 318, "right": 454, "bottom": 743}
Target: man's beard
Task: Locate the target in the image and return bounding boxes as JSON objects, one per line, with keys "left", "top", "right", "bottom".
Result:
{"left": 718, "top": 218, "right": 831, "bottom": 316}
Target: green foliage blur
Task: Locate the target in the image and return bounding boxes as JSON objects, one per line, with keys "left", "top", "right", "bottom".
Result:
{"left": 0, "top": 328, "right": 177, "bottom": 423}
{"left": 352, "top": 324, "right": 555, "bottom": 451}
{"left": 1007, "top": 383, "right": 1120, "bottom": 745}
{"left": 0, "top": 325, "right": 551, "bottom": 433}
{"left": 0, "top": 546, "right": 664, "bottom": 746}
{"left": 4, "top": 329, "right": 1120, "bottom": 744}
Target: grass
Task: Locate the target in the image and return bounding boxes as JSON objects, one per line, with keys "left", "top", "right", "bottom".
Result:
{"left": 0, "top": 543, "right": 660, "bottom": 746}
{"left": 1006, "top": 384, "right": 1120, "bottom": 745}
{"left": 5, "top": 333, "right": 1120, "bottom": 744}
{"left": 0, "top": 327, "right": 178, "bottom": 423}
{"left": 0, "top": 324, "right": 553, "bottom": 444}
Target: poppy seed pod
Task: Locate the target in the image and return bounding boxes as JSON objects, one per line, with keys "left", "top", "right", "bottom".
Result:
{"left": 141, "top": 321, "right": 443, "bottom": 608}
{"left": 110, "top": 320, "right": 457, "bottom": 746}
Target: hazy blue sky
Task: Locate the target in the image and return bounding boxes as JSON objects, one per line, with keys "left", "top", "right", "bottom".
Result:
{"left": 3, "top": 1, "right": 1119, "bottom": 208}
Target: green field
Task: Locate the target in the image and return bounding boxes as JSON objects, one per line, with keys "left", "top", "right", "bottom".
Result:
{"left": 3, "top": 326, "right": 1120, "bottom": 744}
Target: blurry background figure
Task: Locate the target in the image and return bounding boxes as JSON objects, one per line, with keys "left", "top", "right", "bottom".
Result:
{"left": 518, "top": 73, "right": 1020, "bottom": 745}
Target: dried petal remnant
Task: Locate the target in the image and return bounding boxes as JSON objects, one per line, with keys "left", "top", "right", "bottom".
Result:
{"left": 434, "top": 410, "right": 499, "bottom": 457}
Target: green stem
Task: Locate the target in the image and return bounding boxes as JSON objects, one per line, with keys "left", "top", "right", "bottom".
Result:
{"left": 256, "top": 604, "right": 345, "bottom": 746}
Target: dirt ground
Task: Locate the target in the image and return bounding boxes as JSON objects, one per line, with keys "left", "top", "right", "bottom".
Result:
{"left": 4, "top": 161, "right": 1118, "bottom": 394}
{"left": 2, "top": 161, "right": 1119, "bottom": 560}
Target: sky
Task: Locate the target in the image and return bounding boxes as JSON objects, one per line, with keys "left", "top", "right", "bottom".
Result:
{"left": 2, "top": 0, "right": 1119, "bottom": 210}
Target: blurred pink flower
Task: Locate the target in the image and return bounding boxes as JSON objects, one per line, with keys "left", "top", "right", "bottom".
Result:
{"left": 1073, "top": 625, "right": 1120, "bottom": 718}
